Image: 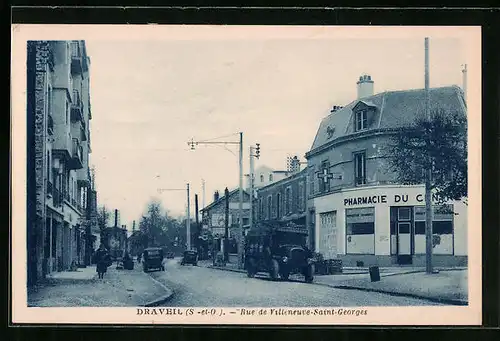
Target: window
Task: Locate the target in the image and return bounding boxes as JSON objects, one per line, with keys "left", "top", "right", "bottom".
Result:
{"left": 267, "top": 196, "right": 272, "bottom": 219}
{"left": 285, "top": 187, "right": 292, "bottom": 214}
{"left": 269, "top": 174, "right": 273, "bottom": 182}
{"left": 47, "top": 152, "right": 51, "bottom": 183}
{"left": 298, "top": 182, "right": 305, "bottom": 212}
{"left": 346, "top": 207, "right": 375, "bottom": 254}
{"left": 414, "top": 205, "right": 454, "bottom": 235}
{"left": 309, "top": 172, "right": 315, "bottom": 196}
{"left": 260, "top": 175, "right": 264, "bottom": 183}
{"left": 259, "top": 198, "right": 263, "bottom": 218}
{"left": 65, "top": 100, "right": 69, "bottom": 124}
{"left": 355, "top": 110, "right": 368, "bottom": 131}
{"left": 354, "top": 152, "right": 366, "bottom": 186}
{"left": 276, "top": 193, "right": 281, "bottom": 218}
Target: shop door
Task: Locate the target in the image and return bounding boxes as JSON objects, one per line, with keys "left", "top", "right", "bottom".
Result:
{"left": 397, "top": 222, "right": 411, "bottom": 255}
{"left": 319, "top": 211, "right": 337, "bottom": 260}
{"left": 396, "top": 207, "right": 413, "bottom": 264}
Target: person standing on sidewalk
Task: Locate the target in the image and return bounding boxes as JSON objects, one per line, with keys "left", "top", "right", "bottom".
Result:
{"left": 93, "top": 244, "right": 111, "bottom": 279}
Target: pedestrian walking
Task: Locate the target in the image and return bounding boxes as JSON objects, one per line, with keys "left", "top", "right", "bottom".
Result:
{"left": 93, "top": 244, "right": 111, "bottom": 279}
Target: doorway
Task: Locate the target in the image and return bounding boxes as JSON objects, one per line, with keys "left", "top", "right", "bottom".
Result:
{"left": 391, "top": 206, "right": 414, "bottom": 265}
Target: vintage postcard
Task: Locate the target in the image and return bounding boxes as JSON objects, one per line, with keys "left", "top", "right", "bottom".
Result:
{"left": 11, "top": 25, "right": 481, "bottom": 325}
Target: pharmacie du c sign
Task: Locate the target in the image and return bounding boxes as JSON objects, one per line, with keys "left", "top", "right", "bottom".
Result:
{"left": 344, "top": 193, "right": 437, "bottom": 206}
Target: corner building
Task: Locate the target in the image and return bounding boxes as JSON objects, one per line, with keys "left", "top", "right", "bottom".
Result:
{"left": 305, "top": 75, "right": 468, "bottom": 267}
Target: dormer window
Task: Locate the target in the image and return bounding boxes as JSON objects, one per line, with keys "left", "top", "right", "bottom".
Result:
{"left": 355, "top": 110, "right": 368, "bottom": 131}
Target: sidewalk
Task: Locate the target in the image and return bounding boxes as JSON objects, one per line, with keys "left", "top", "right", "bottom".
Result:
{"left": 199, "top": 260, "right": 468, "bottom": 305}
{"left": 28, "top": 264, "right": 173, "bottom": 307}
{"left": 313, "top": 269, "right": 468, "bottom": 305}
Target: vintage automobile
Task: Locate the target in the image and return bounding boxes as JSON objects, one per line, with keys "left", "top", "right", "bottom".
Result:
{"left": 142, "top": 247, "right": 165, "bottom": 272}
{"left": 244, "top": 222, "right": 314, "bottom": 283}
{"left": 180, "top": 250, "right": 198, "bottom": 266}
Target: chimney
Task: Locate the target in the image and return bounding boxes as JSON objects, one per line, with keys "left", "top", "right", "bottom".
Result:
{"left": 214, "top": 191, "right": 220, "bottom": 201}
{"left": 357, "top": 74, "right": 374, "bottom": 99}
{"left": 330, "top": 105, "right": 344, "bottom": 114}
{"left": 462, "top": 64, "right": 467, "bottom": 102}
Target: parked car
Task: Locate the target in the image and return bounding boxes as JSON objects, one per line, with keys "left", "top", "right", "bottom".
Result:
{"left": 181, "top": 250, "right": 198, "bottom": 266}
{"left": 142, "top": 247, "right": 165, "bottom": 272}
{"left": 244, "top": 222, "right": 315, "bottom": 283}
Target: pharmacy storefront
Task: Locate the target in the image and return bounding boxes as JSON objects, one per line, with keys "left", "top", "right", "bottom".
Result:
{"left": 311, "top": 185, "right": 467, "bottom": 267}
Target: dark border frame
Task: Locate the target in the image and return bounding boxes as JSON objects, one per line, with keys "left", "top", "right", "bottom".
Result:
{"left": 8, "top": 5, "right": 500, "bottom": 334}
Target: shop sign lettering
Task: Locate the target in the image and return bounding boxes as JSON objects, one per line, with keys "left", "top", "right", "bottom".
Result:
{"left": 344, "top": 193, "right": 439, "bottom": 206}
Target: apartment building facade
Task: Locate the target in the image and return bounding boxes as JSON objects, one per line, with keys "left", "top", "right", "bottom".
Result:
{"left": 27, "top": 40, "right": 96, "bottom": 285}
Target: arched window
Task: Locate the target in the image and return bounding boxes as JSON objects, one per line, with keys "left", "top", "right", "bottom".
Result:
{"left": 260, "top": 174, "right": 264, "bottom": 183}
{"left": 269, "top": 174, "right": 273, "bottom": 182}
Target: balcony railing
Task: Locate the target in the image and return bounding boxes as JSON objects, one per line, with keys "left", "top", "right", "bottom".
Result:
{"left": 71, "top": 42, "right": 83, "bottom": 74}
{"left": 71, "top": 90, "right": 83, "bottom": 121}
{"left": 47, "top": 181, "right": 53, "bottom": 197}
{"left": 68, "top": 138, "right": 84, "bottom": 170}
{"left": 53, "top": 188, "right": 62, "bottom": 207}
{"left": 48, "top": 115, "right": 54, "bottom": 135}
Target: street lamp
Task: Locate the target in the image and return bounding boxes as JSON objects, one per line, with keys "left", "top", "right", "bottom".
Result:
{"left": 188, "top": 132, "right": 244, "bottom": 269}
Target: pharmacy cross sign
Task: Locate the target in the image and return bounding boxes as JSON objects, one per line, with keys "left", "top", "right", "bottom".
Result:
{"left": 317, "top": 167, "right": 342, "bottom": 183}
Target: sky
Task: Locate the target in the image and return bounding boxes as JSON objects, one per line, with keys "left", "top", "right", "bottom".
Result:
{"left": 82, "top": 27, "right": 468, "bottom": 230}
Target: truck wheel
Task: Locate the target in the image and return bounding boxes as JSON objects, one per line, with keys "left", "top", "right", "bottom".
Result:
{"left": 269, "top": 259, "right": 280, "bottom": 281}
{"left": 304, "top": 264, "right": 314, "bottom": 283}
{"left": 280, "top": 271, "right": 290, "bottom": 281}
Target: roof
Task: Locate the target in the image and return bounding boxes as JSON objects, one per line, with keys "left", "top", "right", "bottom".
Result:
{"left": 308, "top": 86, "right": 466, "bottom": 154}
{"left": 201, "top": 188, "right": 250, "bottom": 212}
{"left": 257, "top": 167, "right": 308, "bottom": 192}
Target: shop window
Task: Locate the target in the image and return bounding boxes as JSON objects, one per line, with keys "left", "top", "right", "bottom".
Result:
{"left": 414, "top": 205, "right": 454, "bottom": 255}
{"left": 346, "top": 207, "right": 375, "bottom": 254}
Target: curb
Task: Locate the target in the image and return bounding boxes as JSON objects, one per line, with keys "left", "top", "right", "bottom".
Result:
{"left": 319, "top": 283, "right": 468, "bottom": 306}
{"left": 142, "top": 272, "right": 175, "bottom": 307}
{"left": 144, "top": 291, "right": 175, "bottom": 307}
{"left": 208, "top": 265, "right": 246, "bottom": 274}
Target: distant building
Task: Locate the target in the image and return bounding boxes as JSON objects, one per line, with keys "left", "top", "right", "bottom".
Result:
{"left": 305, "top": 74, "right": 468, "bottom": 267}
{"left": 201, "top": 189, "right": 251, "bottom": 255}
{"left": 27, "top": 41, "right": 95, "bottom": 285}
{"left": 248, "top": 165, "right": 290, "bottom": 191}
{"left": 255, "top": 167, "right": 311, "bottom": 247}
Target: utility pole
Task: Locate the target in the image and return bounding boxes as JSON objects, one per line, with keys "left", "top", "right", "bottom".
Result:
{"left": 224, "top": 187, "right": 230, "bottom": 262}
{"left": 424, "top": 37, "right": 434, "bottom": 274}
{"left": 249, "top": 143, "right": 260, "bottom": 231}
{"left": 202, "top": 179, "right": 206, "bottom": 209}
{"left": 195, "top": 193, "right": 199, "bottom": 253}
{"left": 237, "top": 132, "right": 244, "bottom": 269}
{"left": 186, "top": 183, "right": 191, "bottom": 250}
{"left": 188, "top": 132, "right": 245, "bottom": 269}
{"left": 462, "top": 64, "right": 467, "bottom": 103}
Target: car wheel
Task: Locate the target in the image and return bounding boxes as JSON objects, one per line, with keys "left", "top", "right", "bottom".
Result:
{"left": 280, "top": 271, "right": 290, "bottom": 281}
{"left": 269, "top": 259, "right": 280, "bottom": 281}
{"left": 304, "top": 264, "right": 314, "bottom": 283}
